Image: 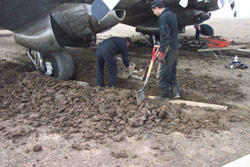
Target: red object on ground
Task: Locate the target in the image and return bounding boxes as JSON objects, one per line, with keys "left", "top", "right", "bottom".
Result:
{"left": 202, "top": 37, "right": 231, "bottom": 47}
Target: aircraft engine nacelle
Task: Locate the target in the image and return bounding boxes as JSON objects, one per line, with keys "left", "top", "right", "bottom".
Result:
{"left": 163, "top": 0, "right": 182, "bottom": 8}
{"left": 188, "top": 0, "right": 222, "bottom": 11}
{"left": 14, "top": 15, "right": 64, "bottom": 53}
{"left": 90, "top": 9, "right": 126, "bottom": 33}
{"left": 162, "top": 0, "right": 223, "bottom": 11}
{"left": 177, "top": 9, "right": 211, "bottom": 27}
{"left": 51, "top": 3, "right": 126, "bottom": 47}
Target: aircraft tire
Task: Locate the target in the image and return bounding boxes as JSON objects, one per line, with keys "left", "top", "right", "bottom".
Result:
{"left": 42, "top": 51, "right": 74, "bottom": 80}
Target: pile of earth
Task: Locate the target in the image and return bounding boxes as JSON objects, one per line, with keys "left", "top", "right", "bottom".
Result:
{"left": 0, "top": 37, "right": 246, "bottom": 146}
{"left": 0, "top": 59, "right": 239, "bottom": 146}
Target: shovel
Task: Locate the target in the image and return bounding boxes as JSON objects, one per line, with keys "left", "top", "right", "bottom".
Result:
{"left": 136, "top": 45, "right": 160, "bottom": 105}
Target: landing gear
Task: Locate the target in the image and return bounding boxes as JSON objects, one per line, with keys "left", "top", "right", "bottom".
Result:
{"left": 27, "top": 50, "right": 74, "bottom": 80}
{"left": 149, "top": 35, "right": 160, "bottom": 46}
{"left": 141, "top": 34, "right": 160, "bottom": 47}
{"left": 178, "top": 27, "right": 185, "bottom": 33}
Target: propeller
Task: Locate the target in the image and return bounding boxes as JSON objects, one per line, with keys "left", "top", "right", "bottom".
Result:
{"left": 178, "top": 0, "right": 188, "bottom": 8}
{"left": 218, "top": 0, "right": 225, "bottom": 8}
{"left": 91, "top": 0, "right": 120, "bottom": 21}
{"left": 228, "top": 0, "right": 237, "bottom": 17}
{"left": 218, "top": 0, "right": 237, "bottom": 17}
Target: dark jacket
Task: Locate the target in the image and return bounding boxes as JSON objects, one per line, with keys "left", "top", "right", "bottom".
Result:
{"left": 158, "top": 7, "right": 179, "bottom": 53}
{"left": 195, "top": 24, "right": 214, "bottom": 40}
{"left": 99, "top": 37, "right": 129, "bottom": 67}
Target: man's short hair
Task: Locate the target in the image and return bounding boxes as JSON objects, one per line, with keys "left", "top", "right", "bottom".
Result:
{"left": 125, "top": 37, "right": 132, "bottom": 45}
{"left": 194, "top": 24, "right": 199, "bottom": 29}
{"left": 151, "top": 0, "right": 165, "bottom": 9}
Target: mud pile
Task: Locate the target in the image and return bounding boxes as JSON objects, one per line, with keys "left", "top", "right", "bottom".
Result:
{"left": 0, "top": 38, "right": 247, "bottom": 147}
{"left": 0, "top": 60, "right": 231, "bottom": 145}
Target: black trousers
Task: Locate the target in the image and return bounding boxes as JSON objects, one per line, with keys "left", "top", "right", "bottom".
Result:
{"left": 96, "top": 46, "right": 117, "bottom": 87}
{"left": 156, "top": 48, "right": 179, "bottom": 94}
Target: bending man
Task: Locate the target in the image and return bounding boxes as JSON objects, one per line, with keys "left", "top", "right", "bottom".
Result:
{"left": 194, "top": 24, "right": 214, "bottom": 42}
{"left": 96, "top": 37, "right": 132, "bottom": 87}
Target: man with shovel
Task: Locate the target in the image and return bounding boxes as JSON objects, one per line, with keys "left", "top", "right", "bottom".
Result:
{"left": 96, "top": 37, "right": 132, "bottom": 87}
{"left": 151, "top": 0, "right": 180, "bottom": 100}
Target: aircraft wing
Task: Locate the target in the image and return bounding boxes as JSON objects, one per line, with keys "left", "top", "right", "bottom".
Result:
{"left": 121, "top": 0, "right": 236, "bottom": 37}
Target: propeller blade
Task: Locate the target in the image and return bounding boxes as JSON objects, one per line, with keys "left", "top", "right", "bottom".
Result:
{"left": 218, "top": 0, "right": 226, "bottom": 9}
{"left": 91, "top": 0, "right": 120, "bottom": 21}
{"left": 178, "top": 0, "right": 188, "bottom": 8}
{"left": 228, "top": 0, "right": 237, "bottom": 17}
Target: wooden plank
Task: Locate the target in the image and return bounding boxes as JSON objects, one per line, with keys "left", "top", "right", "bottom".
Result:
{"left": 197, "top": 45, "right": 247, "bottom": 52}
{"left": 117, "top": 58, "right": 136, "bottom": 80}
{"left": 117, "top": 58, "right": 146, "bottom": 80}
{"left": 148, "top": 96, "right": 228, "bottom": 110}
{"left": 236, "top": 48, "right": 250, "bottom": 53}
{"left": 130, "top": 69, "right": 145, "bottom": 81}
{"left": 130, "top": 74, "right": 144, "bottom": 80}
{"left": 189, "top": 44, "right": 202, "bottom": 48}
{"left": 222, "top": 154, "right": 250, "bottom": 167}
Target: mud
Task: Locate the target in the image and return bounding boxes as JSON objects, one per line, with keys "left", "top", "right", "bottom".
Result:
{"left": 0, "top": 57, "right": 230, "bottom": 143}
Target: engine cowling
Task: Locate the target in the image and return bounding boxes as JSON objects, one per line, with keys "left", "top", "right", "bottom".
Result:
{"left": 90, "top": 9, "right": 126, "bottom": 33}
{"left": 51, "top": 3, "right": 126, "bottom": 47}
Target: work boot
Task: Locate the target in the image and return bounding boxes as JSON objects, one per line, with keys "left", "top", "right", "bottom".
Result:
{"left": 154, "top": 96, "right": 170, "bottom": 100}
{"left": 154, "top": 87, "right": 170, "bottom": 100}
{"left": 170, "top": 85, "right": 180, "bottom": 99}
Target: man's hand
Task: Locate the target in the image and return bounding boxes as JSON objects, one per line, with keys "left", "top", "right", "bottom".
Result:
{"left": 195, "top": 40, "right": 201, "bottom": 45}
{"left": 159, "top": 52, "right": 165, "bottom": 64}
{"left": 126, "top": 65, "right": 132, "bottom": 71}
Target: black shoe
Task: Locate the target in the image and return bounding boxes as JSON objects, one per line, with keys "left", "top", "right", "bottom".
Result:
{"left": 170, "top": 85, "right": 180, "bottom": 99}
{"left": 153, "top": 96, "right": 170, "bottom": 100}
{"left": 172, "top": 93, "right": 180, "bottom": 99}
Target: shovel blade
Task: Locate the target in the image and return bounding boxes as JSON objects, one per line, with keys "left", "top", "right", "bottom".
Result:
{"left": 136, "top": 90, "right": 144, "bottom": 105}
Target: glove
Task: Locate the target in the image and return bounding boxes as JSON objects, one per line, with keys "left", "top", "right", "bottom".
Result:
{"left": 126, "top": 65, "right": 132, "bottom": 71}
{"left": 159, "top": 52, "right": 165, "bottom": 64}
{"left": 195, "top": 39, "right": 200, "bottom": 45}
